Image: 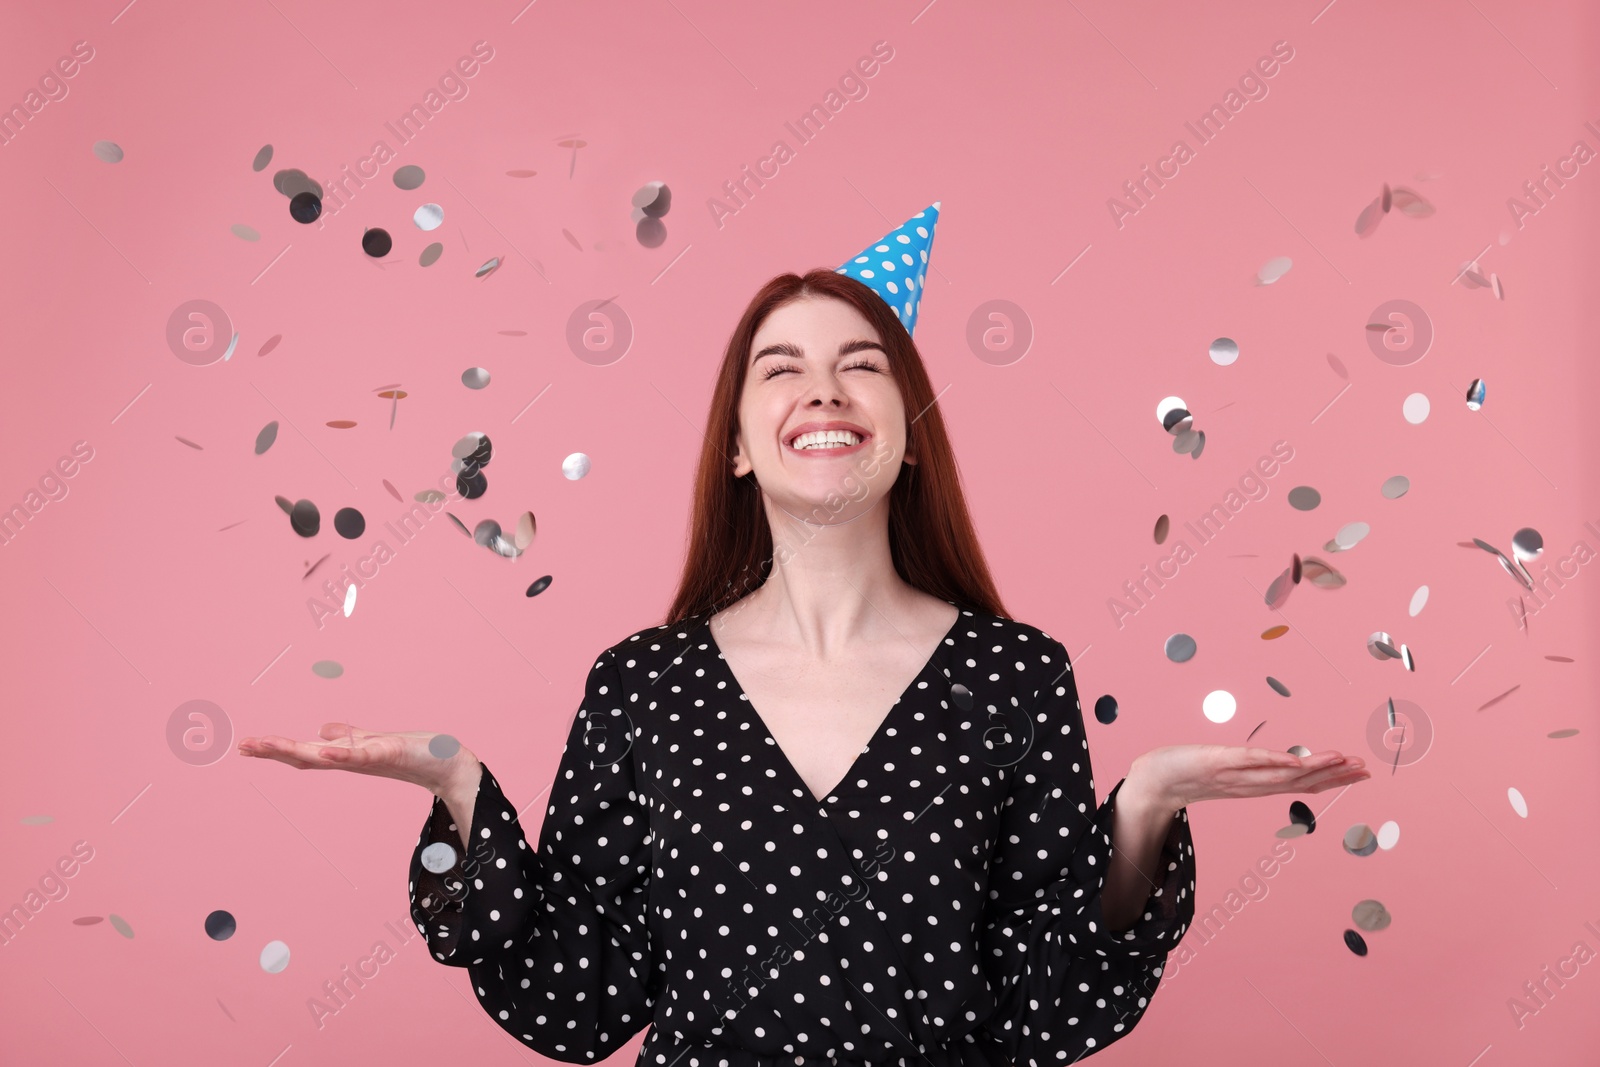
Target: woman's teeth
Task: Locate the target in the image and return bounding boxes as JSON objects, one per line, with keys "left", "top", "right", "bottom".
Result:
{"left": 792, "top": 430, "right": 862, "bottom": 450}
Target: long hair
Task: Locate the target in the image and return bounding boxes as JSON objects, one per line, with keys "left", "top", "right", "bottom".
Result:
{"left": 663, "top": 269, "right": 1009, "bottom": 626}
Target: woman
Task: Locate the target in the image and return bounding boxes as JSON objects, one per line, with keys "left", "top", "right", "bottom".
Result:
{"left": 239, "top": 213, "right": 1371, "bottom": 1065}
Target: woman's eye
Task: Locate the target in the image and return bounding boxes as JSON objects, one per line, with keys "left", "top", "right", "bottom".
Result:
{"left": 760, "top": 359, "right": 882, "bottom": 381}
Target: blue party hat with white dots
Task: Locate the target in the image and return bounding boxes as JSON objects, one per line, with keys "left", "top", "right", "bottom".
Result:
{"left": 835, "top": 201, "right": 940, "bottom": 337}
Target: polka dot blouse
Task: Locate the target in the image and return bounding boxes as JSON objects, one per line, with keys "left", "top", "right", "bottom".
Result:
{"left": 408, "top": 605, "right": 1197, "bottom": 1066}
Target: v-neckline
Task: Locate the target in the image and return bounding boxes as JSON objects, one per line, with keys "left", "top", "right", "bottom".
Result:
{"left": 699, "top": 604, "right": 965, "bottom": 806}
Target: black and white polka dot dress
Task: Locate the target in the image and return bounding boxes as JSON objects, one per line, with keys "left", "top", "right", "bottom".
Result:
{"left": 408, "top": 605, "right": 1197, "bottom": 1066}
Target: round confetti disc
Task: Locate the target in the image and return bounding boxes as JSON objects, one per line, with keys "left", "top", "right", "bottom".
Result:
{"left": 289, "top": 191, "right": 322, "bottom": 224}
{"left": 362, "top": 228, "right": 393, "bottom": 257}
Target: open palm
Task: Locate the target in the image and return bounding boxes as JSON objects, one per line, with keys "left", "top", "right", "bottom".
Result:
{"left": 1133, "top": 744, "right": 1371, "bottom": 811}
{"left": 237, "top": 723, "right": 479, "bottom": 797}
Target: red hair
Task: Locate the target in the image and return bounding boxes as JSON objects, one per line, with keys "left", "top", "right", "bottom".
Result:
{"left": 663, "top": 269, "right": 1009, "bottom": 625}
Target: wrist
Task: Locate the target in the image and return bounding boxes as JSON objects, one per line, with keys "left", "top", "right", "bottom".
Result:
{"left": 1122, "top": 759, "right": 1181, "bottom": 818}
{"left": 436, "top": 752, "right": 482, "bottom": 801}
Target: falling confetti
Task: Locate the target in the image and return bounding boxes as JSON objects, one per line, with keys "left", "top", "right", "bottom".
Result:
{"left": 414, "top": 204, "right": 444, "bottom": 231}
{"left": 513, "top": 511, "right": 537, "bottom": 550}
{"left": 176, "top": 436, "right": 203, "bottom": 450}
{"left": 252, "top": 144, "right": 274, "bottom": 172}
{"left": 1202, "top": 690, "right": 1236, "bottom": 724}
{"left": 1342, "top": 824, "right": 1378, "bottom": 856}
{"left": 1287, "top": 486, "right": 1321, "bottom": 511}
{"left": 92, "top": 140, "right": 124, "bottom": 163}
{"left": 562, "top": 453, "right": 591, "bottom": 480}
{"left": 1164, "top": 633, "right": 1197, "bottom": 663}
{"left": 289, "top": 499, "right": 320, "bottom": 537}
{"left": 231, "top": 224, "right": 261, "bottom": 241}
{"left": 254, "top": 422, "right": 278, "bottom": 455}
{"left": 361, "top": 228, "right": 392, "bottom": 257}
{"left": 556, "top": 136, "right": 588, "bottom": 177}
{"left": 393, "top": 165, "right": 426, "bottom": 190}
{"left": 1389, "top": 186, "right": 1435, "bottom": 217}
{"left": 258, "top": 334, "right": 283, "bottom": 358}
{"left": 205, "top": 910, "right": 237, "bottom": 940}
{"left": 1508, "top": 787, "right": 1528, "bottom": 818}
{"left": 260, "top": 940, "right": 291, "bottom": 973}
{"left": 1256, "top": 256, "right": 1293, "bottom": 285}
{"left": 289, "top": 191, "right": 322, "bottom": 224}
{"left": 1353, "top": 900, "right": 1391, "bottom": 931}
{"left": 1354, "top": 195, "right": 1384, "bottom": 237}
{"left": 333, "top": 508, "right": 365, "bottom": 539}
{"left": 1209, "top": 338, "right": 1239, "bottom": 366}
{"left": 311, "top": 660, "right": 343, "bottom": 679}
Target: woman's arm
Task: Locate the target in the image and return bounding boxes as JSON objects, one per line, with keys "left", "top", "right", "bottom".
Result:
{"left": 1100, "top": 767, "right": 1182, "bottom": 933}
{"left": 434, "top": 752, "right": 484, "bottom": 853}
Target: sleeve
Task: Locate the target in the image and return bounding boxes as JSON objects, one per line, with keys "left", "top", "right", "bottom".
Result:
{"left": 976, "top": 637, "right": 1197, "bottom": 1065}
{"left": 407, "top": 646, "right": 659, "bottom": 1062}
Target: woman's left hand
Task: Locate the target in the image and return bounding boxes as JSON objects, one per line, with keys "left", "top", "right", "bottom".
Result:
{"left": 1127, "top": 744, "right": 1372, "bottom": 812}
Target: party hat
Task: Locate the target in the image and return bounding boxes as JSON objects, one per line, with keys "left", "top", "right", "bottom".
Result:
{"left": 835, "top": 201, "right": 940, "bottom": 337}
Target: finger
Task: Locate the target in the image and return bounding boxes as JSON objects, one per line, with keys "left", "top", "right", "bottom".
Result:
{"left": 249, "top": 735, "right": 345, "bottom": 766}
{"left": 316, "top": 743, "right": 382, "bottom": 769}
{"left": 242, "top": 741, "right": 324, "bottom": 770}
{"left": 1242, "top": 747, "right": 1308, "bottom": 769}
{"left": 1285, "top": 763, "right": 1369, "bottom": 794}
{"left": 1306, "top": 768, "right": 1374, "bottom": 793}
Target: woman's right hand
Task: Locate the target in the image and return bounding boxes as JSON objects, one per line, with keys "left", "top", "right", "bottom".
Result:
{"left": 237, "top": 723, "right": 481, "bottom": 800}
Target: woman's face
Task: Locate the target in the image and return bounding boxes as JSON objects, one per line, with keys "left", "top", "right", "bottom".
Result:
{"left": 731, "top": 295, "right": 913, "bottom": 516}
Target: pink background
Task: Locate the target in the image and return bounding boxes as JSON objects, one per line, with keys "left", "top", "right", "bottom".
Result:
{"left": 3, "top": 1, "right": 1598, "bottom": 1063}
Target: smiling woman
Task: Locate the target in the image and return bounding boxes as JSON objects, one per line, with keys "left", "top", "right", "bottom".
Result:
{"left": 244, "top": 206, "right": 1365, "bottom": 1066}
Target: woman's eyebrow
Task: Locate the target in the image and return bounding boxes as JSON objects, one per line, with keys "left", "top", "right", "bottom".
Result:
{"left": 752, "top": 339, "right": 886, "bottom": 362}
